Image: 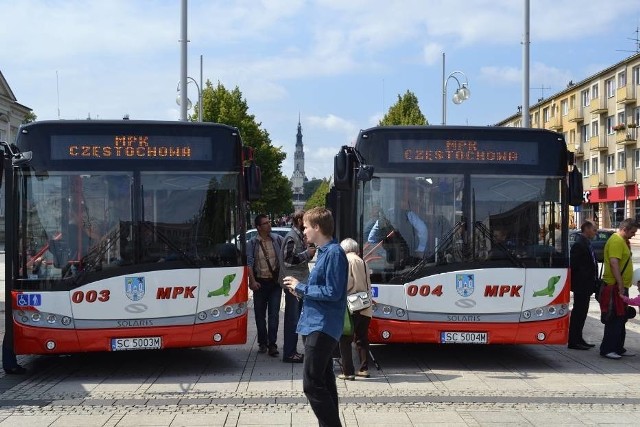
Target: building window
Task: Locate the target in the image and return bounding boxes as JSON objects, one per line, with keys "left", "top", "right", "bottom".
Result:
{"left": 569, "top": 129, "right": 576, "bottom": 144}
{"left": 618, "top": 71, "right": 626, "bottom": 88}
{"left": 606, "top": 78, "right": 615, "bottom": 97}
{"left": 607, "top": 154, "right": 615, "bottom": 173}
{"left": 633, "top": 66, "right": 640, "bottom": 85}
{"left": 592, "top": 83, "right": 599, "bottom": 99}
{"left": 569, "top": 95, "right": 576, "bottom": 109}
{"left": 633, "top": 107, "right": 640, "bottom": 126}
{"left": 581, "top": 124, "right": 589, "bottom": 143}
{"left": 543, "top": 107, "right": 550, "bottom": 123}
{"left": 583, "top": 160, "right": 590, "bottom": 176}
{"left": 606, "top": 116, "right": 614, "bottom": 134}
{"left": 581, "top": 89, "right": 590, "bottom": 107}
{"left": 634, "top": 149, "right": 640, "bottom": 169}
{"left": 592, "top": 157, "right": 599, "bottom": 175}
{"left": 561, "top": 99, "right": 568, "bottom": 116}
{"left": 617, "top": 151, "right": 626, "bottom": 169}
{"left": 591, "top": 121, "right": 599, "bottom": 137}
{"left": 533, "top": 112, "right": 539, "bottom": 125}
{"left": 618, "top": 111, "right": 626, "bottom": 126}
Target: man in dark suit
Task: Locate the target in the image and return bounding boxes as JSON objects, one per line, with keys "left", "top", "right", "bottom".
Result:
{"left": 568, "top": 220, "right": 598, "bottom": 350}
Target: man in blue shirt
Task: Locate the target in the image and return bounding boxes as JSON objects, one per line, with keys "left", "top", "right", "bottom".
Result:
{"left": 284, "top": 207, "right": 348, "bottom": 427}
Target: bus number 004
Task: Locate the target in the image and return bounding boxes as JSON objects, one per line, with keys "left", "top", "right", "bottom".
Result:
{"left": 407, "top": 285, "right": 443, "bottom": 297}
{"left": 72, "top": 290, "right": 110, "bottom": 303}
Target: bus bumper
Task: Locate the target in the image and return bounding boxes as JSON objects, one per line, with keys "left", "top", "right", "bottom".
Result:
{"left": 368, "top": 316, "right": 569, "bottom": 345}
{"left": 12, "top": 314, "right": 248, "bottom": 355}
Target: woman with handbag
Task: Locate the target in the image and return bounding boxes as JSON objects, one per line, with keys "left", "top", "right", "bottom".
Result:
{"left": 338, "top": 238, "right": 373, "bottom": 380}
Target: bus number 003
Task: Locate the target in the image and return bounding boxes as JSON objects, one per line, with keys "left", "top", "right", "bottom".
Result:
{"left": 72, "top": 290, "right": 110, "bottom": 303}
{"left": 407, "top": 285, "right": 443, "bottom": 297}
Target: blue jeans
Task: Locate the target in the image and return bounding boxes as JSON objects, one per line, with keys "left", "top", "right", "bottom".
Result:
{"left": 282, "top": 291, "right": 302, "bottom": 358}
{"left": 302, "top": 331, "right": 341, "bottom": 427}
{"left": 253, "top": 279, "right": 282, "bottom": 347}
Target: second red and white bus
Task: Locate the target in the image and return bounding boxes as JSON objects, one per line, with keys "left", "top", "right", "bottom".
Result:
{"left": 330, "top": 126, "right": 575, "bottom": 345}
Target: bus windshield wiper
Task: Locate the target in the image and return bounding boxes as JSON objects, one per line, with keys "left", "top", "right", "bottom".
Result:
{"left": 396, "top": 221, "right": 465, "bottom": 283}
{"left": 138, "top": 221, "right": 200, "bottom": 267}
{"left": 473, "top": 221, "right": 524, "bottom": 268}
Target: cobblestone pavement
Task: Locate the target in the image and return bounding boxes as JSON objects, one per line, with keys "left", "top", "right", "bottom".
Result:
{"left": 1, "top": 253, "right": 640, "bottom": 425}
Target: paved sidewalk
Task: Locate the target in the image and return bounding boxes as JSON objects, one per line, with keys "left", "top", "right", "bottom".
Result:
{"left": 0, "top": 246, "right": 640, "bottom": 426}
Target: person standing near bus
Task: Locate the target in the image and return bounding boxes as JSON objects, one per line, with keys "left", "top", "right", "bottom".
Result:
{"left": 280, "top": 210, "right": 316, "bottom": 363}
{"left": 247, "top": 214, "right": 285, "bottom": 357}
{"left": 337, "top": 238, "right": 372, "bottom": 380}
{"left": 568, "top": 220, "right": 597, "bottom": 350}
{"left": 600, "top": 218, "right": 637, "bottom": 359}
{"left": 283, "top": 207, "right": 348, "bottom": 427}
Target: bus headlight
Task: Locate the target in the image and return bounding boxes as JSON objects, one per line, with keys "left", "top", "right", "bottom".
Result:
{"left": 522, "top": 310, "right": 531, "bottom": 319}
{"left": 224, "top": 306, "right": 234, "bottom": 315}
{"left": 47, "top": 314, "right": 57, "bottom": 324}
{"left": 31, "top": 313, "right": 42, "bottom": 322}
{"left": 382, "top": 306, "right": 392, "bottom": 315}
{"left": 535, "top": 308, "right": 544, "bottom": 317}
{"left": 210, "top": 309, "right": 220, "bottom": 317}
{"left": 61, "top": 316, "right": 72, "bottom": 326}
{"left": 197, "top": 311, "right": 207, "bottom": 321}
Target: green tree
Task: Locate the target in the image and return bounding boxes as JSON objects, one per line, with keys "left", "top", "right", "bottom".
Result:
{"left": 303, "top": 178, "right": 324, "bottom": 200}
{"left": 305, "top": 179, "right": 330, "bottom": 210}
{"left": 378, "top": 90, "right": 428, "bottom": 126}
{"left": 22, "top": 111, "right": 37, "bottom": 124}
{"left": 198, "top": 81, "right": 293, "bottom": 217}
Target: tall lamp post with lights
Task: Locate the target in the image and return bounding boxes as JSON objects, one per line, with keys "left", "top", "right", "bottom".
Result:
{"left": 176, "top": 77, "right": 202, "bottom": 122}
{"left": 441, "top": 52, "right": 471, "bottom": 125}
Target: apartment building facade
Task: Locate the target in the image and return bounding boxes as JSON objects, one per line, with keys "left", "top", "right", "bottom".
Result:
{"left": 497, "top": 53, "right": 640, "bottom": 229}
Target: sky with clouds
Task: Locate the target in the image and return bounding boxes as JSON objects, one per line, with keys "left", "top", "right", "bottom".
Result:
{"left": 2, "top": 1, "right": 640, "bottom": 180}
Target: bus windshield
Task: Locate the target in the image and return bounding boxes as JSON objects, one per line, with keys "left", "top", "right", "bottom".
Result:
{"left": 18, "top": 170, "right": 240, "bottom": 286}
{"left": 362, "top": 173, "right": 564, "bottom": 284}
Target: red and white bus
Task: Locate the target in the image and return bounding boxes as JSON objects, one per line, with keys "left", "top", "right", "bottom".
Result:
{"left": 330, "top": 126, "right": 576, "bottom": 345}
{"left": 1, "top": 120, "right": 260, "bottom": 354}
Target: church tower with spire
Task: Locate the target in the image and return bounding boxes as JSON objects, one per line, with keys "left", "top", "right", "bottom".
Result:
{"left": 291, "top": 115, "right": 307, "bottom": 211}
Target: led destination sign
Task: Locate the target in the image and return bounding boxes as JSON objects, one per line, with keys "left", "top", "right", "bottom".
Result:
{"left": 389, "top": 139, "right": 538, "bottom": 165}
{"left": 51, "top": 135, "right": 213, "bottom": 160}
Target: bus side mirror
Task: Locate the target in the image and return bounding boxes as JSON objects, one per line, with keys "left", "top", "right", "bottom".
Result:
{"left": 334, "top": 146, "right": 356, "bottom": 191}
{"left": 245, "top": 162, "right": 262, "bottom": 201}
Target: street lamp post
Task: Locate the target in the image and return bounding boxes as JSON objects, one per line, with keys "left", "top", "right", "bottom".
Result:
{"left": 176, "top": 77, "right": 202, "bottom": 122}
{"left": 441, "top": 52, "right": 471, "bottom": 125}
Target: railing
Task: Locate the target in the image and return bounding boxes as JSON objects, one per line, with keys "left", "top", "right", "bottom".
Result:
{"left": 615, "top": 127, "right": 638, "bottom": 145}
{"left": 589, "top": 135, "right": 607, "bottom": 151}
{"left": 548, "top": 116, "right": 563, "bottom": 131}
{"left": 616, "top": 85, "right": 637, "bottom": 104}
{"left": 568, "top": 106, "right": 584, "bottom": 122}
{"left": 588, "top": 174, "right": 603, "bottom": 188}
{"left": 589, "top": 97, "right": 608, "bottom": 114}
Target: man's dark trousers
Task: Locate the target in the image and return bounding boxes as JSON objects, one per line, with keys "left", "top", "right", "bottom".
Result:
{"left": 302, "top": 331, "right": 341, "bottom": 427}
{"left": 253, "top": 279, "right": 282, "bottom": 347}
{"left": 283, "top": 291, "right": 302, "bottom": 358}
{"left": 569, "top": 292, "right": 591, "bottom": 345}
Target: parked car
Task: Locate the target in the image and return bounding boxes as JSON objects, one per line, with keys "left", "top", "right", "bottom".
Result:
{"left": 569, "top": 229, "right": 614, "bottom": 262}
{"left": 244, "top": 227, "right": 290, "bottom": 242}
{"left": 233, "top": 227, "right": 290, "bottom": 246}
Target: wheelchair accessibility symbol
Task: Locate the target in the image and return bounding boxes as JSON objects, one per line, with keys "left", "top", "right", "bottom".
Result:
{"left": 17, "top": 293, "right": 42, "bottom": 307}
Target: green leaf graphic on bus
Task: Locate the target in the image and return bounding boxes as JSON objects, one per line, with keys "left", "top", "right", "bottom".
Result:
{"left": 208, "top": 273, "right": 236, "bottom": 297}
{"left": 532, "top": 275, "right": 561, "bottom": 297}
